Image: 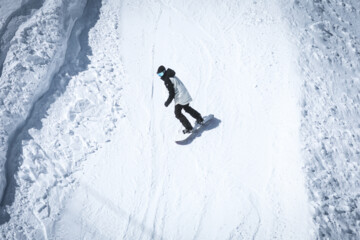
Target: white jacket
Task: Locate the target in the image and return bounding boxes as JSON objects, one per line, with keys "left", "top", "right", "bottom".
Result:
{"left": 169, "top": 76, "right": 192, "bottom": 105}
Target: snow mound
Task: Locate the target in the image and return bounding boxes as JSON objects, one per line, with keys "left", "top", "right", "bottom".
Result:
{"left": 0, "top": 0, "right": 125, "bottom": 237}
{"left": 0, "top": 0, "right": 86, "bottom": 202}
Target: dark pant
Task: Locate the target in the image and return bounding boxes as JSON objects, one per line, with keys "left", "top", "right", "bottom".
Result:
{"left": 175, "top": 104, "right": 202, "bottom": 130}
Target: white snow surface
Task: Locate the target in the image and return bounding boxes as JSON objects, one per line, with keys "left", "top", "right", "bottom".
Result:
{"left": 3, "top": 0, "right": 360, "bottom": 239}
{"left": 0, "top": 0, "right": 315, "bottom": 238}
{"left": 50, "top": 0, "right": 313, "bottom": 238}
{"left": 283, "top": 0, "right": 360, "bottom": 239}
{"left": 0, "top": 0, "right": 88, "bottom": 211}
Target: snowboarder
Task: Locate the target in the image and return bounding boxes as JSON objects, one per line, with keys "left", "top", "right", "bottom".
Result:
{"left": 157, "top": 65, "right": 204, "bottom": 134}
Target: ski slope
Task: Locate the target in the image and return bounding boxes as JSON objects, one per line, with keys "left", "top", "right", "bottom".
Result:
{"left": 51, "top": 0, "right": 312, "bottom": 239}
{"left": 0, "top": 0, "right": 315, "bottom": 239}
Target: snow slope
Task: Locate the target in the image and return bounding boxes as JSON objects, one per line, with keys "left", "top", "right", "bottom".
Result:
{"left": 53, "top": 0, "right": 312, "bottom": 239}
{"left": 282, "top": 0, "right": 360, "bottom": 239}
{"left": 0, "top": 0, "right": 45, "bottom": 76}
{"left": 0, "top": 0, "right": 87, "bottom": 202}
{"left": 0, "top": 0, "right": 316, "bottom": 239}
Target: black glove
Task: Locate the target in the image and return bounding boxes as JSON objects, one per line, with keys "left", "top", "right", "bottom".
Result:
{"left": 164, "top": 101, "right": 170, "bottom": 107}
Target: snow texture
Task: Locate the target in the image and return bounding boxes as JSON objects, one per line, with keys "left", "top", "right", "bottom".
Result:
{"left": 0, "top": 0, "right": 358, "bottom": 239}
{"left": 1, "top": 0, "right": 314, "bottom": 238}
{"left": 282, "top": 0, "right": 360, "bottom": 239}
{"left": 0, "top": 0, "right": 88, "bottom": 206}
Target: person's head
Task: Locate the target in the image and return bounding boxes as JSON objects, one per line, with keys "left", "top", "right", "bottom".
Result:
{"left": 157, "top": 65, "right": 166, "bottom": 77}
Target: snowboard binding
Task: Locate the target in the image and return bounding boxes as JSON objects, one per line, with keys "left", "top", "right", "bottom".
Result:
{"left": 182, "top": 129, "right": 192, "bottom": 134}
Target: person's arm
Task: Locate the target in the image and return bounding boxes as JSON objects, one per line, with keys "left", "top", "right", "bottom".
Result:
{"left": 164, "top": 79, "right": 175, "bottom": 107}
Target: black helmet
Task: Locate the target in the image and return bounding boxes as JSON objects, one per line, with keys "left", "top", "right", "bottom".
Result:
{"left": 157, "top": 65, "right": 165, "bottom": 74}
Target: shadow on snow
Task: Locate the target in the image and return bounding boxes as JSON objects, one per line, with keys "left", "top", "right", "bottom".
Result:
{"left": 0, "top": 0, "right": 102, "bottom": 225}
{"left": 0, "top": 0, "right": 45, "bottom": 77}
{"left": 176, "top": 116, "right": 221, "bottom": 145}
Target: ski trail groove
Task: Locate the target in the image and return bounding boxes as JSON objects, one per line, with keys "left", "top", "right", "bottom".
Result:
{"left": 193, "top": 197, "right": 209, "bottom": 240}
{"left": 0, "top": 0, "right": 102, "bottom": 225}
{"left": 249, "top": 194, "right": 261, "bottom": 240}
{"left": 33, "top": 209, "right": 49, "bottom": 240}
{"left": 139, "top": 8, "right": 163, "bottom": 239}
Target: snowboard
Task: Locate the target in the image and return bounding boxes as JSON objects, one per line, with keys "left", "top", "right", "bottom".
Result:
{"left": 175, "top": 114, "right": 214, "bottom": 143}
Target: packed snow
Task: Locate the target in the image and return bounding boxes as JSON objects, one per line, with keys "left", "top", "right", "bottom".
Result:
{"left": 0, "top": 0, "right": 359, "bottom": 239}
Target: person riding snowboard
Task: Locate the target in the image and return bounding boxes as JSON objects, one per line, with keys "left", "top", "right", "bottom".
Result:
{"left": 157, "top": 65, "right": 204, "bottom": 134}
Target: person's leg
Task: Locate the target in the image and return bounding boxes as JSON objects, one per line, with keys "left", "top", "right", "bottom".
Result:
{"left": 175, "top": 104, "right": 193, "bottom": 130}
{"left": 183, "top": 104, "right": 203, "bottom": 122}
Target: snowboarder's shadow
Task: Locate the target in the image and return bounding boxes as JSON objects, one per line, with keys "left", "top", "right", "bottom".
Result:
{"left": 176, "top": 117, "right": 221, "bottom": 145}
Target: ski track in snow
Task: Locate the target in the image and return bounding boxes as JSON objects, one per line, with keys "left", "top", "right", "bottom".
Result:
{"left": 51, "top": 0, "right": 310, "bottom": 239}
{"left": 0, "top": 0, "right": 319, "bottom": 239}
